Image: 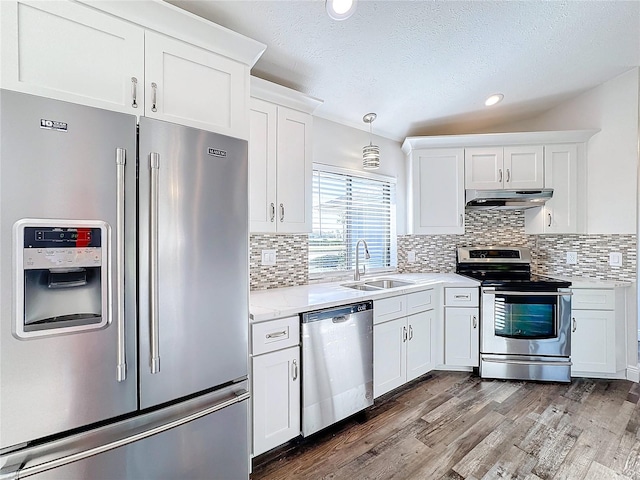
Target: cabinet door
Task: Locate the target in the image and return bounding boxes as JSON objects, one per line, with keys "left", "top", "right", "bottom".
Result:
{"left": 444, "top": 308, "right": 479, "bottom": 367}
{"left": 249, "top": 98, "right": 277, "bottom": 233}
{"left": 571, "top": 310, "right": 616, "bottom": 374}
{"left": 252, "top": 346, "right": 300, "bottom": 456}
{"left": 145, "top": 31, "right": 248, "bottom": 139}
{"left": 409, "top": 148, "right": 464, "bottom": 234}
{"left": 275, "top": 107, "right": 312, "bottom": 233}
{"left": 525, "top": 144, "right": 579, "bottom": 234}
{"left": 464, "top": 147, "right": 504, "bottom": 189}
{"left": 406, "top": 310, "right": 436, "bottom": 381}
{"left": 503, "top": 146, "right": 544, "bottom": 189}
{"left": 373, "top": 318, "right": 407, "bottom": 398}
{"left": 0, "top": 1, "right": 144, "bottom": 113}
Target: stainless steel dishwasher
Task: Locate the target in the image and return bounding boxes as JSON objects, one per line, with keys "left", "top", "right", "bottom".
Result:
{"left": 300, "top": 300, "right": 373, "bottom": 437}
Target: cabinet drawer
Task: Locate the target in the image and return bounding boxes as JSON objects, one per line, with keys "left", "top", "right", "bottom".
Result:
{"left": 445, "top": 287, "right": 479, "bottom": 307}
{"left": 406, "top": 289, "right": 435, "bottom": 315}
{"left": 374, "top": 295, "right": 407, "bottom": 325}
{"left": 572, "top": 289, "right": 615, "bottom": 311}
{"left": 252, "top": 316, "right": 299, "bottom": 355}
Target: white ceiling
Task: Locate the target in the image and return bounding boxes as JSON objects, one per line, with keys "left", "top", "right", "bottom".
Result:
{"left": 168, "top": 0, "right": 640, "bottom": 141}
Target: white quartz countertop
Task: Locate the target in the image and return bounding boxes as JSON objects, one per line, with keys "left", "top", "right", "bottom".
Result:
{"left": 548, "top": 275, "right": 633, "bottom": 289}
{"left": 249, "top": 273, "right": 479, "bottom": 322}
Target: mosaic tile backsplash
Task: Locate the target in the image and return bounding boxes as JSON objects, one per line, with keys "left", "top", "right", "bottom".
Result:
{"left": 250, "top": 234, "right": 308, "bottom": 290}
{"left": 250, "top": 211, "right": 637, "bottom": 290}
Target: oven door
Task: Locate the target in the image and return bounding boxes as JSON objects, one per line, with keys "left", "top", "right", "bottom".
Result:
{"left": 481, "top": 288, "right": 572, "bottom": 357}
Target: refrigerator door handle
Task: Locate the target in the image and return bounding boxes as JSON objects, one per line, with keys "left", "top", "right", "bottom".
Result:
{"left": 149, "top": 153, "right": 161, "bottom": 374}
{"left": 116, "top": 148, "right": 127, "bottom": 382}
{"left": 0, "top": 391, "right": 250, "bottom": 480}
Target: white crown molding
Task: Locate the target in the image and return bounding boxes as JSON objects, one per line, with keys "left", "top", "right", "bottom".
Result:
{"left": 401, "top": 129, "right": 601, "bottom": 154}
{"left": 250, "top": 77, "right": 323, "bottom": 114}
{"left": 76, "top": 0, "right": 266, "bottom": 67}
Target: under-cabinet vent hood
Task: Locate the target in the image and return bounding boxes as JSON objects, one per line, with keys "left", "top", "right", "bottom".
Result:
{"left": 465, "top": 189, "right": 553, "bottom": 210}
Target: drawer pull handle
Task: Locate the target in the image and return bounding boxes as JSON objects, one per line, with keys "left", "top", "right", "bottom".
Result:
{"left": 572, "top": 317, "right": 576, "bottom": 333}
{"left": 408, "top": 325, "right": 413, "bottom": 340}
{"left": 454, "top": 294, "right": 470, "bottom": 300}
{"left": 292, "top": 359, "right": 298, "bottom": 381}
{"left": 270, "top": 202, "right": 275, "bottom": 222}
{"left": 266, "top": 330, "right": 287, "bottom": 339}
{"left": 472, "top": 316, "right": 477, "bottom": 329}
{"left": 403, "top": 326, "right": 408, "bottom": 342}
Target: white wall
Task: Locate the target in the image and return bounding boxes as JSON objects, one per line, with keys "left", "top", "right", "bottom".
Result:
{"left": 497, "top": 68, "right": 640, "bottom": 234}
{"left": 312, "top": 117, "right": 407, "bottom": 234}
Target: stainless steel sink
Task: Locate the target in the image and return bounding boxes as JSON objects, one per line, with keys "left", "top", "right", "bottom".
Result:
{"left": 342, "top": 277, "right": 415, "bottom": 291}
{"left": 364, "top": 279, "right": 414, "bottom": 289}
{"left": 344, "top": 283, "right": 382, "bottom": 291}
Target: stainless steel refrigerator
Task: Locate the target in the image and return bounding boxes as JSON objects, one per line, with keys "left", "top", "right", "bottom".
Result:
{"left": 0, "top": 90, "right": 250, "bottom": 479}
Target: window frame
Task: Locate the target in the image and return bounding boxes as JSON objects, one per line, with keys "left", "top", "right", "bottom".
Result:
{"left": 309, "top": 162, "right": 397, "bottom": 281}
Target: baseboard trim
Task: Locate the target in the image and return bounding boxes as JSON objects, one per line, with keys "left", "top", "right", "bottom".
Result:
{"left": 627, "top": 365, "right": 640, "bottom": 383}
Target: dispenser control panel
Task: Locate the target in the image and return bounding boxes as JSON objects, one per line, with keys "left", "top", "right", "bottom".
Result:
{"left": 23, "top": 226, "right": 103, "bottom": 270}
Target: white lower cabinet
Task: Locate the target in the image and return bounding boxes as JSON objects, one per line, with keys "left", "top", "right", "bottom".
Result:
{"left": 443, "top": 287, "right": 479, "bottom": 368}
{"left": 444, "top": 307, "right": 479, "bottom": 367}
{"left": 251, "top": 316, "right": 300, "bottom": 456}
{"left": 373, "top": 290, "right": 436, "bottom": 398}
{"left": 571, "top": 287, "right": 627, "bottom": 377}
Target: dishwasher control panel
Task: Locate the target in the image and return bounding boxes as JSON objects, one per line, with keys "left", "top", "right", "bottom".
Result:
{"left": 301, "top": 301, "right": 373, "bottom": 323}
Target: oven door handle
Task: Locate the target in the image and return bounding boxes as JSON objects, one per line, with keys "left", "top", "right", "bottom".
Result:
{"left": 482, "top": 289, "right": 573, "bottom": 296}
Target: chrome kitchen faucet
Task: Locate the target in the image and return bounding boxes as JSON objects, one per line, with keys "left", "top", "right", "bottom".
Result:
{"left": 354, "top": 239, "right": 371, "bottom": 281}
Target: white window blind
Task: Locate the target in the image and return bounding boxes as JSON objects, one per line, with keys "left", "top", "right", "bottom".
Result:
{"left": 310, "top": 167, "right": 396, "bottom": 275}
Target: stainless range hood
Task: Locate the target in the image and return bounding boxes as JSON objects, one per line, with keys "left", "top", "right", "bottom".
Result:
{"left": 465, "top": 189, "right": 553, "bottom": 210}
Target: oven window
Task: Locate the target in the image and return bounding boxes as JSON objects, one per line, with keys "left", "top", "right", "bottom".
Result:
{"left": 494, "top": 294, "right": 557, "bottom": 339}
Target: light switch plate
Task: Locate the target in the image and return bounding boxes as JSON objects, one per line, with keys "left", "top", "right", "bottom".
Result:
{"left": 566, "top": 252, "right": 578, "bottom": 265}
{"left": 609, "top": 252, "right": 623, "bottom": 267}
{"left": 261, "top": 249, "right": 276, "bottom": 266}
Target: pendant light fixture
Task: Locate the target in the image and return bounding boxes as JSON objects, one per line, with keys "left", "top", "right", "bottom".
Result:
{"left": 362, "top": 113, "right": 380, "bottom": 170}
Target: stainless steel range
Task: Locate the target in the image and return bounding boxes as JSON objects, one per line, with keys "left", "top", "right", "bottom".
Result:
{"left": 456, "top": 247, "right": 573, "bottom": 383}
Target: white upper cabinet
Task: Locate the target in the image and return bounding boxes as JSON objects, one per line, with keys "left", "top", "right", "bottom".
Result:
{"left": 0, "top": 1, "right": 144, "bottom": 113}
{"left": 144, "top": 31, "right": 249, "bottom": 138}
{"left": 0, "top": 0, "right": 265, "bottom": 138}
{"left": 465, "top": 145, "right": 544, "bottom": 190}
{"left": 249, "top": 77, "right": 322, "bottom": 234}
{"left": 524, "top": 144, "right": 581, "bottom": 234}
{"left": 406, "top": 148, "right": 465, "bottom": 234}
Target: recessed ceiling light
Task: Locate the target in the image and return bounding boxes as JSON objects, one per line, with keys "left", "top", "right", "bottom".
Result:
{"left": 485, "top": 93, "right": 504, "bottom": 107}
{"left": 326, "top": 0, "right": 357, "bottom": 21}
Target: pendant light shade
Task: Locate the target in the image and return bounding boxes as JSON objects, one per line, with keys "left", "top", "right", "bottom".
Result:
{"left": 362, "top": 113, "right": 380, "bottom": 170}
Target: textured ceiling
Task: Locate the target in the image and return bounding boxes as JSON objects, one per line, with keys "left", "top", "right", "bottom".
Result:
{"left": 168, "top": 0, "right": 640, "bottom": 141}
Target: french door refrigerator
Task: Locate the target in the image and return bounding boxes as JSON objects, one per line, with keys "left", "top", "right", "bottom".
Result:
{"left": 0, "top": 90, "right": 250, "bottom": 479}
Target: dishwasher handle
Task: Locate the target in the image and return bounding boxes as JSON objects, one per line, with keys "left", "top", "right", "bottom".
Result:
{"left": 301, "top": 301, "right": 373, "bottom": 324}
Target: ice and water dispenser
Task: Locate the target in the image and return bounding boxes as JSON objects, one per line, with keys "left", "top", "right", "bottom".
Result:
{"left": 15, "top": 220, "right": 110, "bottom": 338}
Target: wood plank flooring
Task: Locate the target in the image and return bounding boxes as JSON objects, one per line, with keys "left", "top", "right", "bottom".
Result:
{"left": 251, "top": 372, "right": 640, "bottom": 480}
